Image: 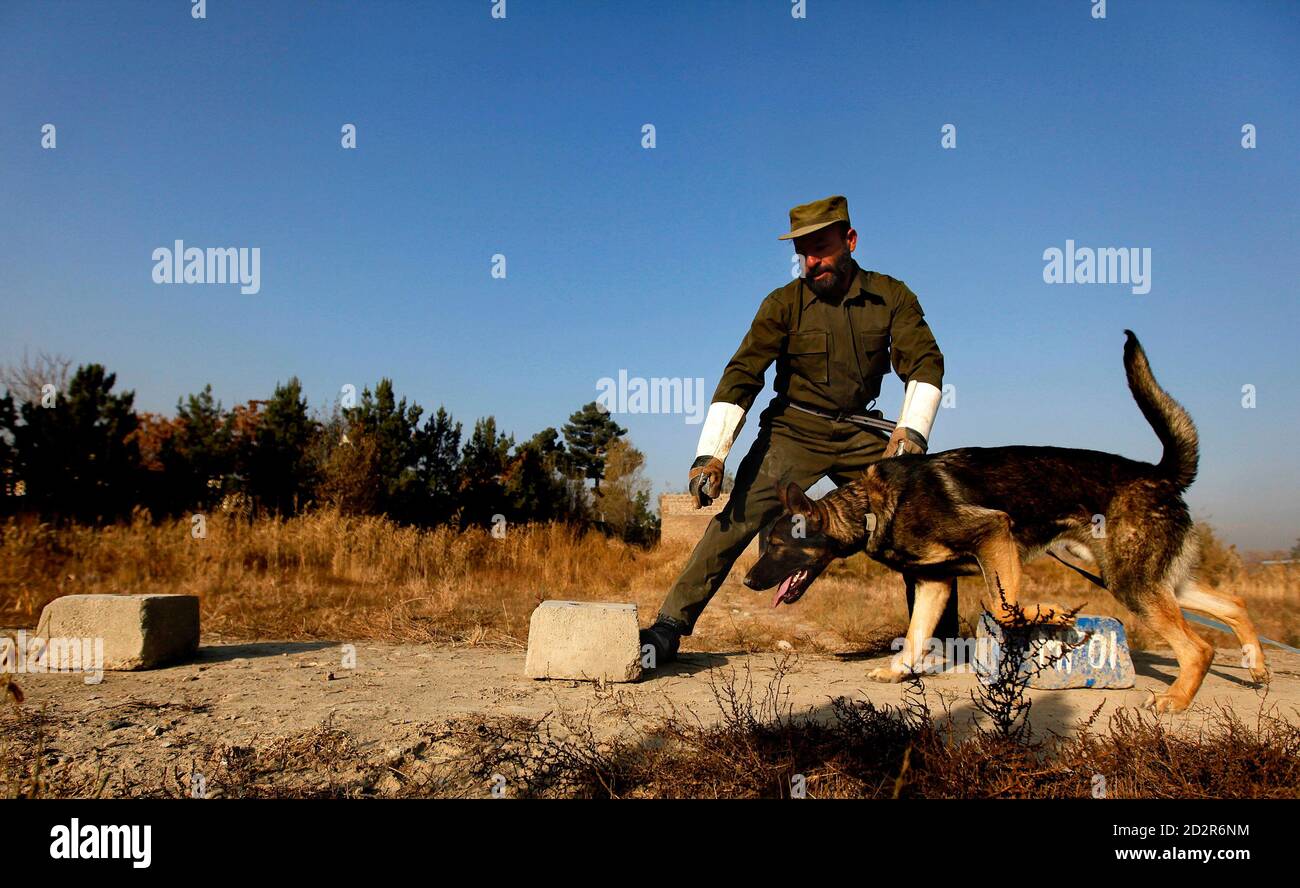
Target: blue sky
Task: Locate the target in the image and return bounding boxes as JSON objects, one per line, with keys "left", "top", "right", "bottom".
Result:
{"left": 2, "top": 1, "right": 1297, "bottom": 549}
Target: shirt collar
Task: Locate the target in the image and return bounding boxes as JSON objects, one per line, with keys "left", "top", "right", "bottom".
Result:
{"left": 801, "top": 261, "right": 885, "bottom": 310}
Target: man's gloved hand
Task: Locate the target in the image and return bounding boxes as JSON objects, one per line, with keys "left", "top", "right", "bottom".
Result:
{"left": 886, "top": 426, "right": 928, "bottom": 458}
{"left": 688, "top": 456, "right": 724, "bottom": 508}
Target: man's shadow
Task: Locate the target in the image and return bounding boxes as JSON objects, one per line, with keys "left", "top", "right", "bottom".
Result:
{"left": 1131, "top": 648, "right": 1261, "bottom": 690}
{"left": 637, "top": 651, "right": 734, "bottom": 680}
{"left": 191, "top": 640, "right": 340, "bottom": 664}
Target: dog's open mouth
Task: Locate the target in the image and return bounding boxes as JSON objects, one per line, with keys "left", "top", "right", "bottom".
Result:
{"left": 771, "top": 568, "right": 810, "bottom": 607}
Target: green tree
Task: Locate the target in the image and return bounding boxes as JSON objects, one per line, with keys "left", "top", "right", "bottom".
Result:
{"left": 160, "top": 384, "right": 235, "bottom": 513}
{"left": 504, "top": 427, "right": 580, "bottom": 523}
{"left": 414, "top": 406, "right": 463, "bottom": 525}
{"left": 344, "top": 379, "right": 424, "bottom": 520}
{"left": 0, "top": 364, "right": 140, "bottom": 522}
{"left": 561, "top": 402, "right": 627, "bottom": 491}
{"left": 458, "top": 416, "right": 513, "bottom": 528}
{"left": 242, "top": 378, "right": 315, "bottom": 515}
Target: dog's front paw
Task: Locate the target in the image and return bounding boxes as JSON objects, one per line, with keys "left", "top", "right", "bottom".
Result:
{"left": 1147, "top": 691, "right": 1192, "bottom": 713}
{"left": 1250, "top": 664, "right": 1272, "bottom": 686}
{"left": 866, "top": 666, "right": 910, "bottom": 683}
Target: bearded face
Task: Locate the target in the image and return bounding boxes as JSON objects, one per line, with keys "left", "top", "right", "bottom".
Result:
{"left": 797, "top": 224, "right": 857, "bottom": 297}
{"left": 804, "top": 246, "right": 855, "bottom": 297}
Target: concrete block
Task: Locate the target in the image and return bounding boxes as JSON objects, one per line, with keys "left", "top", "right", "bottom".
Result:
{"left": 34, "top": 594, "right": 200, "bottom": 671}
{"left": 524, "top": 601, "right": 642, "bottom": 682}
{"left": 976, "top": 613, "right": 1135, "bottom": 689}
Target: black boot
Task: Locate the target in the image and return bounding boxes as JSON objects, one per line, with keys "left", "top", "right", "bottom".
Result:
{"left": 638, "top": 619, "right": 682, "bottom": 668}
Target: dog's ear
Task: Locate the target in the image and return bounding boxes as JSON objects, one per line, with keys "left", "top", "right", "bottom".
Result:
{"left": 785, "top": 482, "right": 815, "bottom": 515}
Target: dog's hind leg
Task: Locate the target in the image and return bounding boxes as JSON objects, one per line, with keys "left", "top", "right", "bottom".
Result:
{"left": 1128, "top": 587, "right": 1214, "bottom": 713}
{"left": 1175, "top": 579, "right": 1270, "bottom": 685}
{"left": 868, "top": 576, "right": 952, "bottom": 683}
{"left": 1106, "top": 519, "right": 1216, "bottom": 712}
{"left": 962, "top": 507, "right": 1069, "bottom": 625}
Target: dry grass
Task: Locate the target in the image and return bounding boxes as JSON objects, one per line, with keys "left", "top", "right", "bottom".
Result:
{"left": 1, "top": 511, "right": 1296, "bottom": 657}
{"left": 0, "top": 511, "right": 665, "bottom": 646}
{"left": 451, "top": 662, "right": 1300, "bottom": 799}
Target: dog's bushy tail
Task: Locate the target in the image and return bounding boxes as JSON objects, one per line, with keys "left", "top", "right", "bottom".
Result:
{"left": 1123, "top": 330, "right": 1199, "bottom": 490}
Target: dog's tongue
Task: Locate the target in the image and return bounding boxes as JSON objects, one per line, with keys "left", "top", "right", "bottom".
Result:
{"left": 771, "top": 576, "right": 794, "bottom": 608}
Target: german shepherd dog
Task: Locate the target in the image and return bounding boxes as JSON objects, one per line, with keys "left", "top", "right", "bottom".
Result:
{"left": 743, "top": 331, "right": 1269, "bottom": 712}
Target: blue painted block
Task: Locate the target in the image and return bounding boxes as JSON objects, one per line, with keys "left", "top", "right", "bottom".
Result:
{"left": 975, "top": 613, "right": 1135, "bottom": 690}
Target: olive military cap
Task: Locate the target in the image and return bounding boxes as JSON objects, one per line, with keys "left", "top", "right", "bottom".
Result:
{"left": 777, "top": 195, "right": 852, "bottom": 240}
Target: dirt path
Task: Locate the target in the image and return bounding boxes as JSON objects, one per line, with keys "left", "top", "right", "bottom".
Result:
{"left": 6, "top": 635, "right": 1298, "bottom": 796}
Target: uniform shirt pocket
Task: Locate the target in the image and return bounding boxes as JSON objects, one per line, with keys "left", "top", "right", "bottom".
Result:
{"left": 788, "top": 330, "right": 829, "bottom": 384}
{"left": 860, "top": 331, "right": 891, "bottom": 377}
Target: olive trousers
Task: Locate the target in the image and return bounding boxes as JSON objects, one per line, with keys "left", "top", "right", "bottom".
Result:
{"left": 657, "top": 416, "right": 959, "bottom": 638}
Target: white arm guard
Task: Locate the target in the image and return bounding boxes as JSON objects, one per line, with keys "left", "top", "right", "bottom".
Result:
{"left": 695, "top": 402, "right": 746, "bottom": 461}
{"left": 896, "top": 380, "right": 942, "bottom": 444}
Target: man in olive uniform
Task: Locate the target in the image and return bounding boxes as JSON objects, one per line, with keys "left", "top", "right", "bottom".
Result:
{"left": 641, "top": 195, "right": 955, "bottom": 665}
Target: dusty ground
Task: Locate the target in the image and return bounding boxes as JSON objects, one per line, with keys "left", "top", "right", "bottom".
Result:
{"left": 6, "top": 617, "right": 1298, "bottom": 797}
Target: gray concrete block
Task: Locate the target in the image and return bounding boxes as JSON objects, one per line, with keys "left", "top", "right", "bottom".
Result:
{"left": 34, "top": 594, "right": 200, "bottom": 671}
{"left": 524, "top": 601, "right": 642, "bottom": 682}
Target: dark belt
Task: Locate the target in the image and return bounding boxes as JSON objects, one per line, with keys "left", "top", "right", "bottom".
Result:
{"left": 775, "top": 396, "right": 897, "bottom": 437}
